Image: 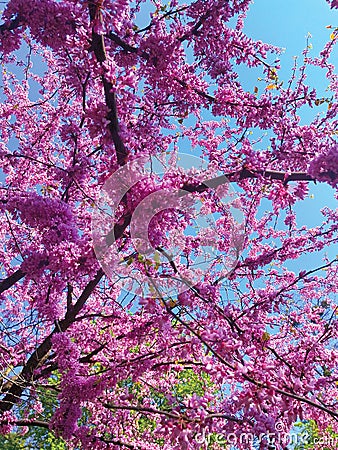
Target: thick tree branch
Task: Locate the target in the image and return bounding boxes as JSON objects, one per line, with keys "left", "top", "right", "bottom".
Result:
{"left": 88, "top": 3, "right": 128, "bottom": 166}
{"left": 0, "top": 269, "right": 25, "bottom": 295}
{"left": 100, "top": 437, "right": 136, "bottom": 449}
{"left": 107, "top": 32, "right": 138, "bottom": 54}
{"left": 105, "top": 212, "right": 132, "bottom": 246}
{"left": 0, "top": 419, "right": 50, "bottom": 429}
{"left": 0, "top": 15, "right": 22, "bottom": 34}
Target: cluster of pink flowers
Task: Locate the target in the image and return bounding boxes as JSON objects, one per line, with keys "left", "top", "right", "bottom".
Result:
{"left": 308, "top": 143, "right": 338, "bottom": 187}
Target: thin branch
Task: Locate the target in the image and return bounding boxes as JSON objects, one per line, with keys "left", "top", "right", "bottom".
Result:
{"left": 134, "top": 6, "right": 189, "bottom": 34}
{"left": 63, "top": 269, "right": 104, "bottom": 324}
{"left": 105, "top": 211, "right": 132, "bottom": 246}
{"left": 104, "top": 403, "right": 246, "bottom": 425}
{"left": 103, "top": 403, "right": 181, "bottom": 420}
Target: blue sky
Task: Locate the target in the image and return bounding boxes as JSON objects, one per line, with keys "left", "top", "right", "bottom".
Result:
{"left": 242, "top": 0, "right": 338, "bottom": 269}
{"left": 245, "top": 0, "right": 337, "bottom": 55}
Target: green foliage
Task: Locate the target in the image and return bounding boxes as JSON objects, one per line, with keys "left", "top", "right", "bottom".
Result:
{"left": 0, "top": 426, "right": 66, "bottom": 450}
{"left": 294, "top": 420, "right": 338, "bottom": 449}
{"left": 174, "top": 368, "right": 213, "bottom": 400}
{"left": 0, "top": 373, "right": 66, "bottom": 450}
{"left": 206, "top": 432, "right": 228, "bottom": 449}
{"left": 24, "top": 375, "right": 67, "bottom": 450}
{"left": 26, "top": 432, "right": 67, "bottom": 450}
{"left": 138, "top": 414, "right": 157, "bottom": 434}
{"left": 117, "top": 368, "right": 216, "bottom": 447}
{"left": 0, "top": 432, "right": 27, "bottom": 450}
{"left": 0, "top": 368, "right": 215, "bottom": 448}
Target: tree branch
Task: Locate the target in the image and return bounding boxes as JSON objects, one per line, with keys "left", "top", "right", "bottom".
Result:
{"left": 103, "top": 403, "right": 181, "bottom": 420}
{"left": 0, "top": 15, "right": 23, "bottom": 35}
{"left": 181, "top": 167, "right": 316, "bottom": 194}
{"left": 104, "top": 403, "right": 246, "bottom": 424}
{"left": 0, "top": 269, "right": 25, "bottom": 295}
{"left": 0, "top": 269, "right": 104, "bottom": 412}
{"left": 107, "top": 32, "right": 138, "bottom": 54}
{"left": 88, "top": 3, "right": 129, "bottom": 166}
{"left": 0, "top": 419, "right": 50, "bottom": 429}
{"left": 100, "top": 437, "right": 136, "bottom": 449}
